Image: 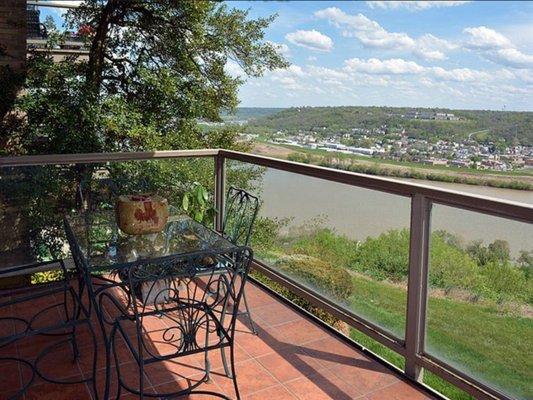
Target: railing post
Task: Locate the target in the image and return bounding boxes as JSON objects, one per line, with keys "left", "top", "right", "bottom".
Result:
{"left": 214, "top": 153, "right": 226, "bottom": 232}
{"left": 405, "top": 194, "right": 432, "bottom": 381}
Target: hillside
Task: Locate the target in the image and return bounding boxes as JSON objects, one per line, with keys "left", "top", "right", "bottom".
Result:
{"left": 247, "top": 106, "right": 533, "bottom": 146}
{"left": 222, "top": 107, "right": 284, "bottom": 121}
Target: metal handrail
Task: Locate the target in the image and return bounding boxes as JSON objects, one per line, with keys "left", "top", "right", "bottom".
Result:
{"left": 1, "top": 149, "right": 531, "bottom": 221}
{"left": 1, "top": 148, "right": 530, "bottom": 400}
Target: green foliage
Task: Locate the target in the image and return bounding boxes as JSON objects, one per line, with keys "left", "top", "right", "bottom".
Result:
{"left": 0, "top": 1, "right": 286, "bottom": 260}
{"left": 314, "top": 157, "right": 533, "bottom": 190}
{"left": 287, "top": 152, "right": 311, "bottom": 163}
{"left": 467, "top": 239, "right": 511, "bottom": 266}
{"left": 430, "top": 233, "right": 482, "bottom": 292}
{"left": 289, "top": 228, "right": 358, "bottom": 269}
{"left": 272, "top": 226, "right": 532, "bottom": 306}
{"left": 31, "top": 269, "right": 64, "bottom": 285}
{"left": 181, "top": 182, "right": 216, "bottom": 225}
{"left": 249, "top": 106, "right": 533, "bottom": 146}
{"left": 518, "top": 250, "right": 533, "bottom": 278}
{"left": 274, "top": 254, "right": 354, "bottom": 303}
{"left": 351, "top": 229, "right": 410, "bottom": 281}
{"left": 480, "top": 261, "right": 532, "bottom": 304}
{"left": 250, "top": 216, "right": 290, "bottom": 254}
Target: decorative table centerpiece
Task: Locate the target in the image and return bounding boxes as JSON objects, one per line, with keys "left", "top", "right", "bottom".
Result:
{"left": 116, "top": 194, "right": 169, "bottom": 235}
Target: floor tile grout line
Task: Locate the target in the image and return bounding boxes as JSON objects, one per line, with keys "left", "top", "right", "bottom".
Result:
{"left": 254, "top": 350, "right": 328, "bottom": 400}
{"left": 325, "top": 356, "right": 401, "bottom": 398}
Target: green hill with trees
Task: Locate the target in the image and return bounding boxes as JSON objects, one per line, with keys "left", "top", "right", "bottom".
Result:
{"left": 247, "top": 106, "right": 533, "bottom": 146}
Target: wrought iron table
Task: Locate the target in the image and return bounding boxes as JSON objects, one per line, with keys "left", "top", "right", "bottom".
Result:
{"left": 65, "top": 210, "right": 237, "bottom": 274}
{"left": 64, "top": 210, "right": 245, "bottom": 399}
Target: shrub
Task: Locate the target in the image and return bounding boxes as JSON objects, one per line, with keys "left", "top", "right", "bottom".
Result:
{"left": 480, "top": 261, "right": 532, "bottom": 304}
{"left": 430, "top": 234, "right": 482, "bottom": 292}
{"left": 274, "top": 254, "right": 354, "bottom": 303}
{"left": 289, "top": 228, "right": 358, "bottom": 269}
{"left": 351, "top": 229, "right": 410, "bottom": 281}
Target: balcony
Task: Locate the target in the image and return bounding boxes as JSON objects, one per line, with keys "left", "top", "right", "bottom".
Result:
{"left": 0, "top": 149, "right": 531, "bottom": 400}
{"left": 0, "top": 276, "right": 435, "bottom": 400}
{"left": 26, "top": 4, "right": 89, "bottom": 62}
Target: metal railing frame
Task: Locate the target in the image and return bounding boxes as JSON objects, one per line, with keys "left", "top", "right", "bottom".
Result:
{"left": 1, "top": 149, "right": 531, "bottom": 400}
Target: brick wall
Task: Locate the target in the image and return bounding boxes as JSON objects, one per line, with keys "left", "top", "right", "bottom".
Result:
{"left": 0, "top": 0, "right": 27, "bottom": 72}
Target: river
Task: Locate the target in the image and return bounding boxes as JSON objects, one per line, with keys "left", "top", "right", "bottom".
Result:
{"left": 257, "top": 169, "right": 532, "bottom": 256}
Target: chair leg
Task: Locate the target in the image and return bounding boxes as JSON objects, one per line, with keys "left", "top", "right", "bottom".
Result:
{"left": 139, "top": 360, "right": 145, "bottom": 400}
{"left": 220, "top": 346, "right": 232, "bottom": 378}
{"left": 230, "top": 342, "right": 240, "bottom": 400}
{"left": 88, "top": 323, "right": 99, "bottom": 400}
{"left": 240, "top": 290, "right": 257, "bottom": 335}
{"left": 204, "top": 319, "right": 211, "bottom": 382}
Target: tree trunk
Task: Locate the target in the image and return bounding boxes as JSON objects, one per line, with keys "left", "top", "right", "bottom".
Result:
{"left": 86, "top": 0, "right": 119, "bottom": 92}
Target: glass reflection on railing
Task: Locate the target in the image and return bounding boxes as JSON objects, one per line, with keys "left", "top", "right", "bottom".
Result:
{"left": 0, "top": 158, "right": 214, "bottom": 269}
{"left": 227, "top": 160, "right": 411, "bottom": 340}
{"left": 427, "top": 204, "right": 533, "bottom": 400}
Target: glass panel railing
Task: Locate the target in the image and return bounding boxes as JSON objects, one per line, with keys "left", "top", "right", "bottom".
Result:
{"left": 227, "top": 160, "right": 411, "bottom": 340}
{"left": 0, "top": 157, "right": 214, "bottom": 271}
{"left": 427, "top": 203, "right": 533, "bottom": 400}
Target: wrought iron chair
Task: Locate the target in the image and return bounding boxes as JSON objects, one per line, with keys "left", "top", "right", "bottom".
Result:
{"left": 221, "top": 187, "right": 259, "bottom": 335}
{"left": 0, "top": 259, "right": 98, "bottom": 399}
{"left": 107, "top": 247, "right": 253, "bottom": 399}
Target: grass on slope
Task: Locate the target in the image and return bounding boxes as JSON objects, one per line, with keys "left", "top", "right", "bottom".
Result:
{"left": 349, "top": 275, "right": 533, "bottom": 400}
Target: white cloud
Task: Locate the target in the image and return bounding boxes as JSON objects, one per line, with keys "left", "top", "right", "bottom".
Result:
{"left": 307, "top": 65, "right": 349, "bottom": 81}
{"left": 507, "top": 69, "right": 533, "bottom": 84}
{"left": 344, "top": 58, "right": 425, "bottom": 74}
{"left": 367, "top": 1, "right": 470, "bottom": 11}
{"left": 314, "top": 7, "right": 380, "bottom": 32}
{"left": 463, "top": 26, "right": 533, "bottom": 68}
{"left": 487, "top": 48, "right": 533, "bottom": 68}
{"left": 342, "top": 57, "right": 492, "bottom": 83}
{"left": 463, "top": 26, "right": 512, "bottom": 50}
{"left": 414, "top": 34, "right": 457, "bottom": 60}
{"left": 355, "top": 29, "right": 415, "bottom": 49}
{"left": 271, "top": 64, "right": 306, "bottom": 80}
{"left": 241, "top": 60, "right": 531, "bottom": 109}
{"left": 430, "top": 67, "right": 491, "bottom": 82}
{"left": 269, "top": 64, "right": 308, "bottom": 90}
{"left": 285, "top": 30, "right": 333, "bottom": 52}
{"left": 315, "top": 7, "right": 455, "bottom": 61}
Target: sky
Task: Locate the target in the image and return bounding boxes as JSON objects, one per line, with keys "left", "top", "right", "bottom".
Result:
{"left": 40, "top": 1, "right": 533, "bottom": 111}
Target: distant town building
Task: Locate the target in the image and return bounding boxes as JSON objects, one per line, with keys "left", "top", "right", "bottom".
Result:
{"left": 405, "top": 110, "right": 459, "bottom": 121}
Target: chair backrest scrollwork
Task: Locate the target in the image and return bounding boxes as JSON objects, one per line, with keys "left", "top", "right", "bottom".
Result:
{"left": 222, "top": 187, "right": 259, "bottom": 247}
{"left": 125, "top": 247, "right": 253, "bottom": 360}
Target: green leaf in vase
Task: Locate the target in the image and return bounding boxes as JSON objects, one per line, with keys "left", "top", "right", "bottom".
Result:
{"left": 182, "top": 193, "right": 189, "bottom": 211}
{"left": 196, "top": 187, "right": 205, "bottom": 206}
{"left": 194, "top": 210, "right": 203, "bottom": 222}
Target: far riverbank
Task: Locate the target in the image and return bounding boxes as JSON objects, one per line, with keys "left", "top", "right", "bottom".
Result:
{"left": 252, "top": 142, "right": 533, "bottom": 191}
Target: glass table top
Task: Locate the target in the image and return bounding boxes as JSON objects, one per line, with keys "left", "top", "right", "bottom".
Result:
{"left": 65, "top": 210, "right": 236, "bottom": 271}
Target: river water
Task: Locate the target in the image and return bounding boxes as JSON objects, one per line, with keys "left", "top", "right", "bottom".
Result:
{"left": 257, "top": 169, "right": 532, "bottom": 256}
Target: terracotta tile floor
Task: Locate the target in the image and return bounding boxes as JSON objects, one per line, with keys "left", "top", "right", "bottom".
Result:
{"left": 0, "top": 281, "right": 436, "bottom": 400}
